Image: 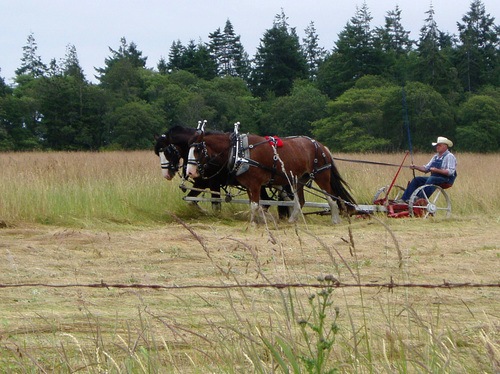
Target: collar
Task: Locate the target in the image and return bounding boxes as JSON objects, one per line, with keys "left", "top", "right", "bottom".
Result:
{"left": 437, "top": 149, "right": 450, "bottom": 158}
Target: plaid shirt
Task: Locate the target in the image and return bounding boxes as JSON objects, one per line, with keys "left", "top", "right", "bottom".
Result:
{"left": 424, "top": 150, "right": 457, "bottom": 176}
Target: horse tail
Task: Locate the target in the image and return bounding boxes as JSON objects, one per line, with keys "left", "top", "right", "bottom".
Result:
{"left": 324, "top": 146, "right": 356, "bottom": 207}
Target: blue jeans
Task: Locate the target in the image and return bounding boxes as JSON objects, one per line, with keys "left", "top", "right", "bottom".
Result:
{"left": 401, "top": 175, "right": 451, "bottom": 201}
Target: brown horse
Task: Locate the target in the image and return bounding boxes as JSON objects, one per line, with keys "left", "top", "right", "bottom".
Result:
{"left": 154, "top": 125, "right": 226, "bottom": 211}
{"left": 186, "top": 128, "right": 356, "bottom": 223}
{"left": 154, "top": 124, "right": 292, "bottom": 218}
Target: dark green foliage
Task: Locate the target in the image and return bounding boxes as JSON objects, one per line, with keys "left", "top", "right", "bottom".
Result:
{"left": 414, "top": 4, "right": 463, "bottom": 100}
{"left": 167, "top": 40, "right": 217, "bottom": 80}
{"left": 455, "top": 0, "right": 499, "bottom": 92}
{"left": 249, "top": 10, "right": 308, "bottom": 98}
{"left": 15, "top": 32, "right": 47, "bottom": 79}
{"left": 37, "top": 76, "right": 86, "bottom": 149}
{"left": 317, "top": 3, "right": 385, "bottom": 99}
{"left": 199, "top": 76, "right": 259, "bottom": 132}
{"left": 208, "top": 19, "right": 250, "bottom": 79}
{"left": 456, "top": 92, "right": 500, "bottom": 151}
{"left": 1, "top": 5, "right": 499, "bottom": 152}
{"left": 302, "top": 21, "right": 326, "bottom": 80}
{"left": 312, "top": 76, "right": 397, "bottom": 152}
{"left": 259, "top": 80, "right": 328, "bottom": 137}
{"left": 107, "top": 101, "right": 164, "bottom": 149}
{"left": 312, "top": 78, "right": 454, "bottom": 152}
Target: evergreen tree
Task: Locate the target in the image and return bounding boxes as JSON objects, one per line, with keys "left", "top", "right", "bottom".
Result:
{"left": 317, "top": 2, "right": 384, "bottom": 98}
{"left": 456, "top": 0, "right": 499, "bottom": 91}
{"left": 373, "top": 5, "right": 413, "bottom": 82}
{"left": 157, "top": 57, "right": 169, "bottom": 75}
{"left": 167, "top": 40, "right": 185, "bottom": 71}
{"left": 0, "top": 70, "right": 10, "bottom": 95}
{"left": 96, "top": 37, "right": 147, "bottom": 99}
{"left": 250, "top": 9, "right": 308, "bottom": 98}
{"left": 377, "top": 5, "right": 413, "bottom": 55}
{"left": 96, "top": 37, "right": 147, "bottom": 82}
{"left": 61, "top": 44, "right": 86, "bottom": 81}
{"left": 180, "top": 40, "right": 217, "bottom": 80}
{"left": 208, "top": 27, "right": 225, "bottom": 71}
{"left": 302, "top": 21, "right": 326, "bottom": 80}
{"left": 415, "top": 4, "right": 461, "bottom": 98}
{"left": 47, "top": 58, "right": 61, "bottom": 77}
{"left": 208, "top": 20, "right": 250, "bottom": 79}
{"left": 15, "top": 32, "right": 47, "bottom": 78}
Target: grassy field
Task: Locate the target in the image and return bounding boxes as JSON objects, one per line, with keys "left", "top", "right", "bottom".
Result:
{"left": 0, "top": 150, "right": 499, "bottom": 373}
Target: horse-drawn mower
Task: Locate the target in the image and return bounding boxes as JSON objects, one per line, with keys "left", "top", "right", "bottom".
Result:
{"left": 156, "top": 121, "right": 453, "bottom": 221}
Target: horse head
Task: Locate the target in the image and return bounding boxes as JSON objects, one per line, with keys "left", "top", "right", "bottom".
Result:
{"left": 186, "top": 130, "right": 207, "bottom": 179}
{"left": 154, "top": 125, "right": 199, "bottom": 180}
{"left": 186, "top": 130, "right": 230, "bottom": 180}
{"left": 154, "top": 133, "right": 183, "bottom": 180}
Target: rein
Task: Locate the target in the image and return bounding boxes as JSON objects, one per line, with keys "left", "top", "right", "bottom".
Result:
{"left": 332, "top": 156, "right": 412, "bottom": 168}
{"left": 188, "top": 141, "right": 230, "bottom": 180}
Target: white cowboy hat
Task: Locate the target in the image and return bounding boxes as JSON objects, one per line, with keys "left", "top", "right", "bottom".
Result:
{"left": 432, "top": 136, "right": 453, "bottom": 147}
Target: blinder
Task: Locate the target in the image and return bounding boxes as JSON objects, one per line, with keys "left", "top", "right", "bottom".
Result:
{"left": 159, "top": 144, "right": 182, "bottom": 173}
{"left": 187, "top": 141, "right": 223, "bottom": 179}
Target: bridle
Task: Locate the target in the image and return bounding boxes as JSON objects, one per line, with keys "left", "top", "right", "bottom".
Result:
{"left": 188, "top": 140, "right": 228, "bottom": 180}
{"left": 158, "top": 143, "right": 183, "bottom": 174}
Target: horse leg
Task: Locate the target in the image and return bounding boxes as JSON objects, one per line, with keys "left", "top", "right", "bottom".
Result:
{"left": 326, "top": 196, "right": 341, "bottom": 224}
{"left": 316, "top": 175, "right": 341, "bottom": 224}
{"left": 247, "top": 185, "right": 266, "bottom": 224}
{"left": 210, "top": 182, "right": 222, "bottom": 212}
{"left": 250, "top": 201, "right": 260, "bottom": 223}
{"left": 184, "top": 187, "right": 205, "bottom": 211}
{"left": 259, "top": 187, "right": 271, "bottom": 212}
{"left": 277, "top": 185, "right": 292, "bottom": 219}
{"left": 288, "top": 185, "right": 305, "bottom": 223}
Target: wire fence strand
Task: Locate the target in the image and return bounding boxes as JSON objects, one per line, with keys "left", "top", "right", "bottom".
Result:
{"left": 1, "top": 280, "right": 499, "bottom": 291}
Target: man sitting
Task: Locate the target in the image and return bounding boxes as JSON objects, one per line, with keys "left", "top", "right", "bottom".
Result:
{"left": 399, "top": 136, "right": 457, "bottom": 203}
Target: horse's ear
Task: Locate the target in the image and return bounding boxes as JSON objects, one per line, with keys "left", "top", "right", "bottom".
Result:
{"left": 154, "top": 134, "right": 159, "bottom": 141}
{"left": 201, "top": 120, "right": 207, "bottom": 133}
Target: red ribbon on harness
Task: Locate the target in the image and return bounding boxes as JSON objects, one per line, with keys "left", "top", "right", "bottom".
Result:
{"left": 265, "top": 136, "right": 283, "bottom": 147}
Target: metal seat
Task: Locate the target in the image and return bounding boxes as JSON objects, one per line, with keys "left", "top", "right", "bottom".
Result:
{"left": 437, "top": 182, "right": 453, "bottom": 189}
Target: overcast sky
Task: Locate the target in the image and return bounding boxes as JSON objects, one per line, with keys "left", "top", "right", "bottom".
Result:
{"left": 1, "top": 0, "right": 498, "bottom": 84}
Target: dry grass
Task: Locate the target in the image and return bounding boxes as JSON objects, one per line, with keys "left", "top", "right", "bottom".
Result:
{"left": 0, "top": 151, "right": 499, "bottom": 372}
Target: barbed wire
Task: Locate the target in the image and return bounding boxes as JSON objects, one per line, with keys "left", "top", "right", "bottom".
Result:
{"left": 1, "top": 280, "right": 499, "bottom": 291}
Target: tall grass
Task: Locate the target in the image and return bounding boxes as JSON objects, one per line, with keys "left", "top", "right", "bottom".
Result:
{"left": 1, "top": 151, "right": 499, "bottom": 226}
{"left": 0, "top": 151, "right": 181, "bottom": 227}
{"left": 1, "top": 150, "right": 499, "bottom": 372}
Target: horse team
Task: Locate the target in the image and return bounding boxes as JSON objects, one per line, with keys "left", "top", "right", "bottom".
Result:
{"left": 155, "top": 121, "right": 356, "bottom": 224}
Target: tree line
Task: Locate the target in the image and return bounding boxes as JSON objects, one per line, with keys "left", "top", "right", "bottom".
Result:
{"left": 0, "top": 1, "right": 499, "bottom": 153}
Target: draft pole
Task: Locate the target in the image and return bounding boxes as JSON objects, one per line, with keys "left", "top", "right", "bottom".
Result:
{"left": 383, "top": 151, "right": 409, "bottom": 202}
